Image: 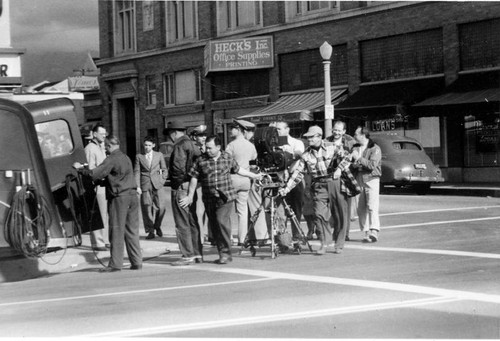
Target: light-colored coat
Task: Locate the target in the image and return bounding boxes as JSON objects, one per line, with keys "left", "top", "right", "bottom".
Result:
{"left": 134, "top": 151, "right": 168, "bottom": 191}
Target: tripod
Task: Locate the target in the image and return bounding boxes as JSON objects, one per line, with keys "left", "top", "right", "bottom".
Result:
{"left": 243, "top": 175, "right": 313, "bottom": 259}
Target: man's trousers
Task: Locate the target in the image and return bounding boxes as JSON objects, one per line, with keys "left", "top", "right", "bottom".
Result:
{"left": 108, "top": 193, "right": 142, "bottom": 269}
{"left": 312, "top": 178, "right": 349, "bottom": 249}
{"left": 204, "top": 198, "right": 234, "bottom": 257}
{"left": 171, "top": 184, "right": 202, "bottom": 259}
{"left": 140, "top": 186, "right": 168, "bottom": 233}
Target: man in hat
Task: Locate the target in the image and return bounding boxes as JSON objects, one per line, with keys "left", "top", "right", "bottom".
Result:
{"left": 278, "top": 125, "right": 353, "bottom": 255}
{"left": 226, "top": 119, "right": 258, "bottom": 246}
{"left": 187, "top": 124, "right": 211, "bottom": 244}
{"left": 165, "top": 120, "right": 203, "bottom": 265}
{"left": 234, "top": 119, "right": 256, "bottom": 143}
{"left": 134, "top": 136, "right": 168, "bottom": 240}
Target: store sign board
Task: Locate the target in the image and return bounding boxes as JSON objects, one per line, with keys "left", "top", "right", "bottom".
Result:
{"left": 204, "top": 36, "right": 273, "bottom": 74}
{"left": 0, "top": 54, "right": 21, "bottom": 78}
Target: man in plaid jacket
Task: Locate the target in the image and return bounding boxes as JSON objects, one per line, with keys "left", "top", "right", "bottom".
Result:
{"left": 279, "top": 123, "right": 356, "bottom": 255}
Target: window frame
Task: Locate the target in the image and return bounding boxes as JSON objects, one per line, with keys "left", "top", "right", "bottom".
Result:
{"left": 163, "top": 70, "right": 203, "bottom": 106}
{"left": 285, "top": 1, "right": 339, "bottom": 21}
{"left": 146, "top": 75, "right": 157, "bottom": 108}
{"left": 165, "top": 0, "right": 198, "bottom": 45}
{"left": 217, "top": 1, "right": 263, "bottom": 35}
{"left": 113, "top": 0, "right": 137, "bottom": 55}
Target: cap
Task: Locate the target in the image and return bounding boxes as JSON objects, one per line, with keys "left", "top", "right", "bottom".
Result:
{"left": 232, "top": 119, "right": 255, "bottom": 131}
{"left": 188, "top": 124, "right": 207, "bottom": 136}
{"left": 165, "top": 120, "right": 187, "bottom": 131}
{"left": 303, "top": 125, "right": 323, "bottom": 137}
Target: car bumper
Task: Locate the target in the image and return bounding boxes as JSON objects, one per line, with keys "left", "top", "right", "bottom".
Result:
{"left": 393, "top": 175, "right": 445, "bottom": 183}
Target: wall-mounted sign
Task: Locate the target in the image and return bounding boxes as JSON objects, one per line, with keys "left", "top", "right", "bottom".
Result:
{"left": 371, "top": 118, "right": 396, "bottom": 131}
{"left": 0, "top": 54, "right": 21, "bottom": 78}
{"left": 204, "top": 36, "right": 273, "bottom": 74}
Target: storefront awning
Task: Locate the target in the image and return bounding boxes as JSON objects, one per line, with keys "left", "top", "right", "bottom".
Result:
{"left": 415, "top": 71, "right": 500, "bottom": 106}
{"left": 336, "top": 77, "right": 445, "bottom": 113}
{"left": 239, "top": 89, "right": 346, "bottom": 124}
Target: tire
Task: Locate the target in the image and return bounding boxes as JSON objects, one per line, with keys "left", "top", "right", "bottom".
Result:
{"left": 414, "top": 183, "right": 431, "bottom": 195}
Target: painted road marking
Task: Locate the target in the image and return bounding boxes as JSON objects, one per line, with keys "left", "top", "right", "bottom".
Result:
{"left": 0, "top": 277, "right": 274, "bottom": 308}
{"left": 346, "top": 244, "right": 500, "bottom": 259}
{"left": 351, "top": 216, "right": 500, "bottom": 231}
{"left": 77, "top": 296, "right": 459, "bottom": 337}
{"left": 194, "top": 267, "right": 500, "bottom": 304}
{"left": 380, "top": 205, "right": 500, "bottom": 217}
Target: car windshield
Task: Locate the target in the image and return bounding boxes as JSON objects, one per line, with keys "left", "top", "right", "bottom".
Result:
{"left": 392, "top": 142, "right": 421, "bottom": 151}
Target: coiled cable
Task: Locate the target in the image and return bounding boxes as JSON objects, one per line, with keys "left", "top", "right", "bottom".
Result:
{"left": 4, "top": 184, "right": 52, "bottom": 258}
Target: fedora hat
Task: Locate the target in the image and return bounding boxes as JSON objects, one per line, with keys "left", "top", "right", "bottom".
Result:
{"left": 165, "top": 120, "right": 187, "bottom": 131}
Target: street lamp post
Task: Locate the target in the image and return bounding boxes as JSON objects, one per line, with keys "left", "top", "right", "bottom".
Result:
{"left": 320, "top": 41, "right": 333, "bottom": 138}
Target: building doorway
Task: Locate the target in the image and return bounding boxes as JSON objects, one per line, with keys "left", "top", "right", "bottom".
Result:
{"left": 117, "top": 97, "right": 137, "bottom": 160}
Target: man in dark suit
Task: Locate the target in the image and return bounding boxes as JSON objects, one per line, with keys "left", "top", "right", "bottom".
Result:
{"left": 134, "top": 136, "right": 169, "bottom": 240}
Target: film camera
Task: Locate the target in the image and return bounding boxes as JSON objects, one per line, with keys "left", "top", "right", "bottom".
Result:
{"left": 251, "top": 126, "right": 295, "bottom": 178}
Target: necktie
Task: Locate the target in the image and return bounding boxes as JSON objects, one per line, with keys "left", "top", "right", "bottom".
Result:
{"left": 147, "top": 153, "right": 152, "bottom": 167}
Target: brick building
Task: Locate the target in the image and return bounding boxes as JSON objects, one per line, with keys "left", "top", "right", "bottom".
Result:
{"left": 95, "top": 1, "right": 500, "bottom": 182}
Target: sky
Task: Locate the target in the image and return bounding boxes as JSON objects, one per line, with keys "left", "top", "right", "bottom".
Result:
{"left": 10, "top": 0, "right": 99, "bottom": 84}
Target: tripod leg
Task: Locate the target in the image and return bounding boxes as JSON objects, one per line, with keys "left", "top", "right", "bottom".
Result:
{"left": 282, "top": 198, "right": 314, "bottom": 253}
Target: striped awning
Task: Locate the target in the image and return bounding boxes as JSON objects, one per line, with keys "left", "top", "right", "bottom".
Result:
{"left": 239, "top": 89, "right": 346, "bottom": 124}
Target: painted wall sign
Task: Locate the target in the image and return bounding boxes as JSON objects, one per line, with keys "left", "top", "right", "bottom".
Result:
{"left": 204, "top": 36, "right": 273, "bottom": 74}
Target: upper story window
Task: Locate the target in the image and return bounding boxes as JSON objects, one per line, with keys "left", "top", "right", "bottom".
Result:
{"left": 217, "top": 1, "right": 262, "bottom": 34}
{"left": 146, "top": 75, "right": 157, "bottom": 107}
{"left": 114, "top": 0, "right": 136, "bottom": 55}
{"left": 286, "top": 1, "right": 339, "bottom": 20}
{"left": 166, "top": 1, "right": 198, "bottom": 45}
{"left": 163, "top": 70, "right": 203, "bottom": 106}
{"left": 459, "top": 18, "right": 500, "bottom": 71}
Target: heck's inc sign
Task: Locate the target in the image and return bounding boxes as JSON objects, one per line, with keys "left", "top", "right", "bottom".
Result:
{"left": 204, "top": 36, "right": 273, "bottom": 74}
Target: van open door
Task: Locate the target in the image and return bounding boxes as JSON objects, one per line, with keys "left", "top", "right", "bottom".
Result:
{"left": 24, "top": 98, "right": 104, "bottom": 250}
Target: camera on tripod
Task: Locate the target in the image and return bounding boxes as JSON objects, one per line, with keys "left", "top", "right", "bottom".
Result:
{"left": 250, "top": 126, "right": 294, "bottom": 185}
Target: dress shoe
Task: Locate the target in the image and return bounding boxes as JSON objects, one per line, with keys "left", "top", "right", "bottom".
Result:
{"left": 164, "top": 249, "right": 171, "bottom": 254}
{"left": 171, "top": 258, "right": 195, "bottom": 266}
{"left": 156, "top": 228, "right": 163, "bottom": 237}
{"left": 316, "top": 244, "right": 327, "bottom": 255}
{"left": 93, "top": 246, "right": 108, "bottom": 252}
{"left": 333, "top": 247, "right": 343, "bottom": 254}
{"left": 306, "top": 232, "right": 314, "bottom": 240}
{"left": 369, "top": 229, "right": 379, "bottom": 242}
{"left": 146, "top": 231, "right": 155, "bottom": 240}
{"left": 193, "top": 255, "right": 203, "bottom": 263}
{"left": 345, "top": 236, "right": 350, "bottom": 241}
{"left": 99, "top": 267, "right": 121, "bottom": 273}
{"left": 215, "top": 255, "right": 233, "bottom": 264}
{"left": 362, "top": 231, "right": 371, "bottom": 243}
{"left": 130, "top": 264, "right": 142, "bottom": 270}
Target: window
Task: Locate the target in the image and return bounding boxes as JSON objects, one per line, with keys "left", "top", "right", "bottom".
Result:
{"left": 166, "top": 1, "right": 198, "bottom": 44}
{"left": 217, "top": 1, "right": 262, "bottom": 34}
{"left": 280, "top": 45, "right": 348, "bottom": 92}
{"left": 360, "top": 29, "right": 443, "bottom": 82}
{"left": 286, "top": 1, "right": 338, "bottom": 20}
{"left": 459, "top": 19, "right": 500, "bottom": 71}
{"left": 212, "top": 69, "right": 269, "bottom": 101}
{"left": 35, "top": 120, "right": 74, "bottom": 158}
{"left": 163, "top": 70, "right": 203, "bottom": 106}
{"left": 114, "top": 0, "right": 136, "bottom": 54}
{"left": 146, "top": 75, "right": 157, "bottom": 107}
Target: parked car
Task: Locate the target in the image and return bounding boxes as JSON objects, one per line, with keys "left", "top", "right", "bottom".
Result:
{"left": 370, "top": 133, "right": 444, "bottom": 195}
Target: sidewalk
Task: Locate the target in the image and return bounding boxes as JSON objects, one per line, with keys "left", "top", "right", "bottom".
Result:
{"left": 1, "top": 182, "right": 499, "bottom": 283}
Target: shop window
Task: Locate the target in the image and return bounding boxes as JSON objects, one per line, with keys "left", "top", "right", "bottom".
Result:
{"left": 163, "top": 69, "right": 203, "bottom": 106}
{"left": 114, "top": 0, "right": 136, "bottom": 55}
{"left": 464, "top": 114, "right": 500, "bottom": 167}
{"left": 217, "top": 1, "right": 262, "bottom": 34}
{"left": 211, "top": 69, "right": 269, "bottom": 101}
{"left": 459, "top": 18, "right": 500, "bottom": 71}
{"left": 146, "top": 75, "right": 157, "bottom": 107}
{"left": 280, "top": 45, "right": 348, "bottom": 92}
{"left": 166, "top": 1, "right": 198, "bottom": 44}
{"left": 361, "top": 29, "right": 443, "bottom": 82}
{"left": 35, "top": 120, "right": 74, "bottom": 159}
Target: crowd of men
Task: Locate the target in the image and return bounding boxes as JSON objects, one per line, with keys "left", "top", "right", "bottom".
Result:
{"left": 73, "top": 118, "right": 382, "bottom": 272}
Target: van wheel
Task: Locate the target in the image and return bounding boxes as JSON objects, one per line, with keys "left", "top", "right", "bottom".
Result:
{"left": 415, "top": 183, "right": 431, "bottom": 195}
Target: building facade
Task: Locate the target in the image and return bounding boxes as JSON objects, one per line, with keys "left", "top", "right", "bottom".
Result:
{"left": 96, "top": 1, "right": 500, "bottom": 182}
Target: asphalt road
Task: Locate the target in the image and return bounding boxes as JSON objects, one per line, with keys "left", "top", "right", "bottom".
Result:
{"left": 2, "top": 194, "right": 500, "bottom": 338}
